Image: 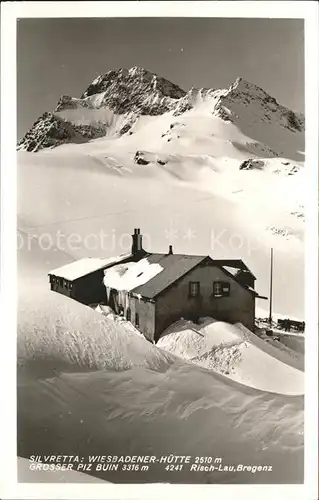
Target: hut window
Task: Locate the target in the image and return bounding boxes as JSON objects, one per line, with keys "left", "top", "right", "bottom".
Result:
{"left": 189, "top": 281, "right": 200, "bottom": 297}
{"left": 213, "top": 281, "right": 230, "bottom": 297}
{"left": 135, "top": 313, "right": 139, "bottom": 327}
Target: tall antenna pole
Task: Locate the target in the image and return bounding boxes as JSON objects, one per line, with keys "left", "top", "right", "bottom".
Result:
{"left": 269, "top": 247, "right": 273, "bottom": 325}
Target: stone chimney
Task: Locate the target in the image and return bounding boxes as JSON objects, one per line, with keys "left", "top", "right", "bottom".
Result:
{"left": 168, "top": 245, "right": 173, "bottom": 255}
{"left": 131, "top": 228, "right": 143, "bottom": 254}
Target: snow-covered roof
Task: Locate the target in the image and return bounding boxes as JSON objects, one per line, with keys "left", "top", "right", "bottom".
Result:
{"left": 130, "top": 254, "right": 206, "bottom": 298}
{"left": 50, "top": 250, "right": 261, "bottom": 297}
{"left": 102, "top": 252, "right": 261, "bottom": 300}
{"left": 49, "top": 253, "right": 131, "bottom": 281}
{"left": 223, "top": 266, "right": 238, "bottom": 277}
{"left": 103, "top": 258, "right": 164, "bottom": 292}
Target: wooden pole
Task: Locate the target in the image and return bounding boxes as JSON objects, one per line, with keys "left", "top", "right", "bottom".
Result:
{"left": 269, "top": 247, "right": 273, "bottom": 325}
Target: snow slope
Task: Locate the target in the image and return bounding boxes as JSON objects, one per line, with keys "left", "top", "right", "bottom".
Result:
{"left": 18, "top": 69, "right": 305, "bottom": 261}
{"left": 18, "top": 140, "right": 304, "bottom": 318}
{"left": 157, "top": 318, "right": 304, "bottom": 395}
{"left": 18, "top": 289, "right": 303, "bottom": 484}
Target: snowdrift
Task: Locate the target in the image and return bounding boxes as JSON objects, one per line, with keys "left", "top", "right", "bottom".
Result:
{"left": 18, "top": 289, "right": 175, "bottom": 377}
{"left": 157, "top": 318, "right": 304, "bottom": 395}
{"left": 17, "top": 289, "right": 303, "bottom": 484}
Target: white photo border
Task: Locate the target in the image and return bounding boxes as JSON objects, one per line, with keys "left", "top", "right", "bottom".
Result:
{"left": 1, "top": 2, "right": 318, "bottom": 499}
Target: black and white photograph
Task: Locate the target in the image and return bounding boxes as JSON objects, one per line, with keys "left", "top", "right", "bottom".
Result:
{"left": 0, "top": 2, "right": 318, "bottom": 499}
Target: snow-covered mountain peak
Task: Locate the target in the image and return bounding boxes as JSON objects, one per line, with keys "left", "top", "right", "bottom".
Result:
{"left": 226, "top": 77, "right": 280, "bottom": 105}
{"left": 81, "top": 66, "right": 186, "bottom": 102}
{"left": 128, "top": 66, "right": 145, "bottom": 77}
{"left": 212, "top": 76, "right": 305, "bottom": 135}
{"left": 230, "top": 76, "right": 266, "bottom": 92}
{"left": 19, "top": 68, "right": 304, "bottom": 157}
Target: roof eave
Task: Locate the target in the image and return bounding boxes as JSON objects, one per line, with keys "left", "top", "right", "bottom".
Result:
{"left": 254, "top": 294, "right": 268, "bottom": 300}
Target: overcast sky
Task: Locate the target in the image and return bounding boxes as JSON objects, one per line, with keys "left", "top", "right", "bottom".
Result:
{"left": 17, "top": 18, "right": 304, "bottom": 138}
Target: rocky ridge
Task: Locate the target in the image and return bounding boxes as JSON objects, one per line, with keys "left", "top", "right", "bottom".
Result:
{"left": 17, "top": 112, "right": 107, "bottom": 152}
{"left": 18, "top": 68, "right": 304, "bottom": 152}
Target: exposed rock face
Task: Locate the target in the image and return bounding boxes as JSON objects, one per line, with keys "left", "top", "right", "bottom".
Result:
{"left": 18, "top": 113, "right": 81, "bottom": 152}
{"left": 133, "top": 151, "right": 150, "bottom": 165}
{"left": 239, "top": 159, "right": 265, "bottom": 170}
{"left": 17, "top": 112, "right": 107, "bottom": 152}
{"left": 213, "top": 77, "right": 305, "bottom": 133}
{"left": 18, "top": 67, "right": 187, "bottom": 151}
{"left": 80, "top": 67, "right": 186, "bottom": 115}
{"left": 55, "top": 95, "right": 92, "bottom": 112}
